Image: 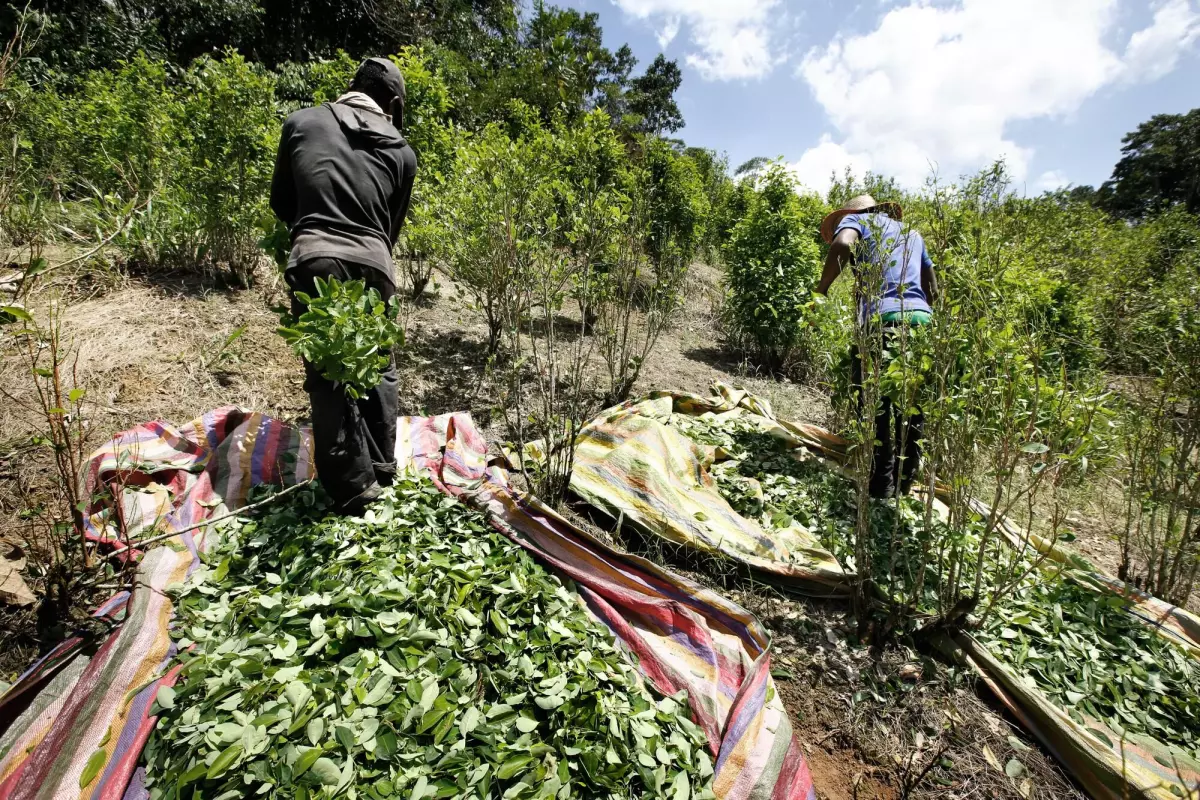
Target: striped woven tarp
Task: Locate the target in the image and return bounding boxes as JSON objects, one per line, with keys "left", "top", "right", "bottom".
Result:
{"left": 570, "top": 384, "right": 850, "bottom": 596}
{"left": 953, "top": 632, "right": 1200, "bottom": 800}
{"left": 0, "top": 407, "right": 313, "bottom": 800}
{"left": 949, "top": 493, "right": 1200, "bottom": 797}
{"left": 398, "top": 411, "right": 817, "bottom": 799}
{"left": 0, "top": 592, "right": 128, "bottom": 736}
{"left": 2, "top": 409, "right": 812, "bottom": 800}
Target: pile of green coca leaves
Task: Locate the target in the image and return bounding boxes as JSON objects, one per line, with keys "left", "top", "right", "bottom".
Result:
{"left": 668, "top": 414, "right": 931, "bottom": 579}
{"left": 143, "top": 476, "right": 714, "bottom": 800}
{"left": 667, "top": 415, "right": 855, "bottom": 549}
{"left": 978, "top": 576, "right": 1200, "bottom": 760}
{"left": 668, "top": 412, "right": 1200, "bottom": 762}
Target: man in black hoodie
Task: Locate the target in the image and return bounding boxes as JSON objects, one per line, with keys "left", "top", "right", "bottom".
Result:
{"left": 270, "top": 57, "right": 417, "bottom": 513}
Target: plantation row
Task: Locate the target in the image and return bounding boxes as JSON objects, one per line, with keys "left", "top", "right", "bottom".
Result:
{"left": 2, "top": 26, "right": 1197, "bottom": 617}
{"left": 3, "top": 44, "right": 721, "bottom": 284}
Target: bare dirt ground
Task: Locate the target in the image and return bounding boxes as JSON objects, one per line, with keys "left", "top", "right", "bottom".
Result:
{"left": 0, "top": 258, "right": 1092, "bottom": 798}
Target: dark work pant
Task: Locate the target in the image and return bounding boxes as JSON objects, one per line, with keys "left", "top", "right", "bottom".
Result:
{"left": 285, "top": 257, "right": 399, "bottom": 506}
{"left": 851, "top": 325, "right": 925, "bottom": 499}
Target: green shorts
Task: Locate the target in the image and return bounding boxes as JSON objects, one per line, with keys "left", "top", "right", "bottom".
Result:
{"left": 880, "top": 310, "right": 933, "bottom": 326}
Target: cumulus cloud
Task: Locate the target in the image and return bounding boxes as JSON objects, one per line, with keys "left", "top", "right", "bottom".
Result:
{"left": 793, "top": 0, "right": 1200, "bottom": 189}
{"left": 788, "top": 134, "right": 872, "bottom": 195}
{"left": 611, "top": 0, "right": 783, "bottom": 80}
{"left": 655, "top": 16, "right": 680, "bottom": 49}
{"left": 1034, "top": 170, "right": 1071, "bottom": 193}
{"left": 1123, "top": 0, "right": 1200, "bottom": 82}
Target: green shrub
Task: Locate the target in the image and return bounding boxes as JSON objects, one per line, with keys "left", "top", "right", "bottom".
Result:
{"left": 722, "top": 163, "right": 821, "bottom": 373}
{"left": 391, "top": 47, "right": 454, "bottom": 164}
{"left": 1104, "top": 207, "right": 1200, "bottom": 373}
{"left": 21, "top": 50, "right": 282, "bottom": 278}
{"left": 9, "top": 53, "right": 178, "bottom": 202}
{"left": 273, "top": 51, "right": 357, "bottom": 113}
{"left": 991, "top": 195, "right": 1109, "bottom": 373}
{"left": 1110, "top": 209, "right": 1200, "bottom": 604}
{"left": 10, "top": 78, "right": 71, "bottom": 197}
{"left": 440, "top": 120, "right": 550, "bottom": 352}
{"left": 393, "top": 46, "right": 460, "bottom": 299}
{"left": 681, "top": 146, "right": 736, "bottom": 263}
{"left": 711, "top": 178, "right": 754, "bottom": 250}
{"left": 69, "top": 53, "right": 178, "bottom": 198}
{"left": 641, "top": 137, "right": 709, "bottom": 269}
{"left": 439, "top": 109, "right": 641, "bottom": 503}
{"left": 170, "top": 50, "right": 279, "bottom": 279}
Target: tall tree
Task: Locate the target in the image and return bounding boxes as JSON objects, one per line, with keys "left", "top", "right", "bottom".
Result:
{"left": 368, "top": 0, "right": 517, "bottom": 59}
{"left": 465, "top": 5, "right": 628, "bottom": 124}
{"left": 4, "top": 0, "right": 520, "bottom": 72}
{"left": 626, "top": 53, "right": 682, "bottom": 134}
{"left": 1099, "top": 109, "right": 1200, "bottom": 220}
{"left": 596, "top": 42, "right": 635, "bottom": 121}
{"left": 248, "top": 0, "right": 518, "bottom": 67}
{"left": 1, "top": 0, "right": 169, "bottom": 76}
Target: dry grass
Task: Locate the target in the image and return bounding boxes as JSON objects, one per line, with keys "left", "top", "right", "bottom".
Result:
{"left": 0, "top": 261, "right": 308, "bottom": 671}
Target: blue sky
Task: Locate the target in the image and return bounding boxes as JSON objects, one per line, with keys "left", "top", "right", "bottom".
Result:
{"left": 557, "top": 0, "right": 1200, "bottom": 196}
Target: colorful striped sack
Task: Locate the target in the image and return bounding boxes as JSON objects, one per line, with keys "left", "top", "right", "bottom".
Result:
{"left": 0, "top": 407, "right": 313, "bottom": 800}
{"left": 397, "top": 411, "right": 817, "bottom": 800}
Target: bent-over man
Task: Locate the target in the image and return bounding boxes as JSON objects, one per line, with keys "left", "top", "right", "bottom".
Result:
{"left": 270, "top": 57, "right": 417, "bottom": 513}
{"left": 815, "top": 194, "right": 939, "bottom": 499}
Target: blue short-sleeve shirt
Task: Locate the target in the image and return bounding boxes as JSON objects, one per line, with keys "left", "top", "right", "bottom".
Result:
{"left": 835, "top": 212, "right": 933, "bottom": 322}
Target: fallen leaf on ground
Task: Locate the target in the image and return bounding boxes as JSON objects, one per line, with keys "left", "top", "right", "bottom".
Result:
{"left": 0, "top": 558, "right": 34, "bottom": 607}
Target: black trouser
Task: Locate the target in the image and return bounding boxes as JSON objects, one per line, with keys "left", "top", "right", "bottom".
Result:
{"left": 285, "top": 257, "right": 399, "bottom": 506}
{"left": 851, "top": 323, "right": 925, "bottom": 499}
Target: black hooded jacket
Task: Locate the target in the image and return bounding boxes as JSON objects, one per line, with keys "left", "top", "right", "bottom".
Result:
{"left": 270, "top": 101, "right": 417, "bottom": 282}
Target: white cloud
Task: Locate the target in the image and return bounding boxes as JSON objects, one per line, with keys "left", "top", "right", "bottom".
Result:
{"left": 795, "top": 0, "right": 1200, "bottom": 190}
{"left": 655, "top": 16, "right": 680, "bottom": 49}
{"left": 1123, "top": 0, "right": 1200, "bottom": 82}
{"left": 611, "top": 0, "right": 782, "bottom": 80}
{"left": 1034, "top": 170, "right": 1070, "bottom": 193}
{"left": 788, "top": 134, "right": 872, "bottom": 195}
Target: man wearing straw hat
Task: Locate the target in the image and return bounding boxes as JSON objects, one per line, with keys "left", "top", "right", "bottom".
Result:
{"left": 815, "top": 194, "right": 939, "bottom": 498}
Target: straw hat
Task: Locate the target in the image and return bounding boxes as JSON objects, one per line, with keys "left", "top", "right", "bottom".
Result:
{"left": 820, "top": 194, "right": 903, "bottom": 243}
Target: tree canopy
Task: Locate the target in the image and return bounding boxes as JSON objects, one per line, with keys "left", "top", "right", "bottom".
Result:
{"left": 625, "top": 54, "right": 682, "bottom": 134}
{"left": 1098, "top": 108, "right": 1200, "bottom": 220}
{"left": 3, "top": 0, "right": 689, "bottom": 139}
